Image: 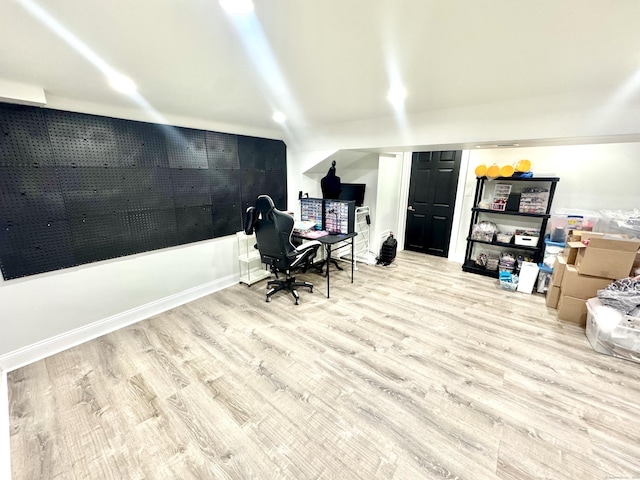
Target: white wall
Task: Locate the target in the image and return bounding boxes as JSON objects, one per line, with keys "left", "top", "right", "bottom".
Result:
{"left": 450, "top": 142, "right": 640, "bottom": 262}
{"left": 373, "top": 153, "right": 403, "bottom": 254}
{"left": 0, "top": 237, "right": 238, "bottom": 367}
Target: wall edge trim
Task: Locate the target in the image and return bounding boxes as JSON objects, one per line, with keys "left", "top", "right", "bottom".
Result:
{"left": 0, "top": 274, "right": 238, "bottom": 373}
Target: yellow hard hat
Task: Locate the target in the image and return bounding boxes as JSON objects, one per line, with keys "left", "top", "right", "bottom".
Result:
{"left": 500, "top": 164, "right": 515, "bottom": 177}
{"left": 474, "top": 164, "right": 487, "bottom": 177}
{"left": 516, "top": 159, "right": 531, "bottom": 172}
{"left": 486, "top": 164, "right": 500, "bottom": 179}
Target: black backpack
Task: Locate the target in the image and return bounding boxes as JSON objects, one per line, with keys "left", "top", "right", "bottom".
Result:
{"left": 377, "top": 234, "right": 397, "bottom": 266}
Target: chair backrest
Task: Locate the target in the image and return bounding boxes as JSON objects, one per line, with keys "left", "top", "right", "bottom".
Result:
{"left": 251, "top": 195, "right": 296, "bottom": 270}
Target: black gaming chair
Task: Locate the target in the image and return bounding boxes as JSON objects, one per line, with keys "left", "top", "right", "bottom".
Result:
{"left": 244, "top": 195, "right": 321, "bottom": 304}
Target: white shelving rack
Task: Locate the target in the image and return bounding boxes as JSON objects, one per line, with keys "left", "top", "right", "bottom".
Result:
{"left": 236, "top": 231, "right": 270, "bottom": 285}
{"left": 333, "top": 206, "right": 372, "bottom": 269}
{"left": 354, "top": 206, "right": 371, "bottom": 264}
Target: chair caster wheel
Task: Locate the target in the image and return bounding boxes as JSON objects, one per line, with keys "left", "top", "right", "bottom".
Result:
{"left": 266, "top": 297, "right": 271, "bottom": 302}
{"left": 310, "top": 287, "right": 313, "bottom": 293}
{"left": 295, "top": 300, "right": 299, "bottom": 305}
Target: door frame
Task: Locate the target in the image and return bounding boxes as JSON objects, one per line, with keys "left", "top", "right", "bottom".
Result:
{"left": 397, "top": 149, "right": 470, "bottom": 261}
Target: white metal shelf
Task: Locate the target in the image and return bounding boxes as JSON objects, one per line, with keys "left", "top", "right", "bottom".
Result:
{"left": 236, "top": 231, "right": 271, "bottom": 285}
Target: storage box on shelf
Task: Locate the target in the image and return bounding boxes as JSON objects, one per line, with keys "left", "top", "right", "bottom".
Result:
{"left": 519, "top": 187, "right": 550, "bottom": 214}
{"left": 514, "top": 230, "right": 540, "bottom": 246}
{"left": 462, "top": 176, "right": 560, "bottom": 280}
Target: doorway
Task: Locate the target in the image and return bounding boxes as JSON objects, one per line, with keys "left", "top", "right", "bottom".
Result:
{"left": 404, "top": 150, "right": 462, "bottom": 257}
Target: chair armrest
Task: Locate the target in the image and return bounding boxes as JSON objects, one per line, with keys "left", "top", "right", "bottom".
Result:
{"left": 294, "top": 240, "right": 321, "bottom": 253}
{"left": 289, "top": 240, "right": 321, "bottom": 269}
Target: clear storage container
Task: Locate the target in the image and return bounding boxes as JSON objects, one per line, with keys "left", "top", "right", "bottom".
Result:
{"left": 586, "top": 297, "right": 640, "bottom": 364}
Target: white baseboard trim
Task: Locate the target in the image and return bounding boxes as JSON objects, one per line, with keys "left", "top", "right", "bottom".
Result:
{"left": 0, "top": 370, "right": 10, "bottom": 480}
{"left": 0, "top": 274, "right": 238, "bottom": 373}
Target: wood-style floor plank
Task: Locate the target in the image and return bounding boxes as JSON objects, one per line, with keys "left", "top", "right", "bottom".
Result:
{"left": 8, "top": 251, "right": 640, "bottom": 479}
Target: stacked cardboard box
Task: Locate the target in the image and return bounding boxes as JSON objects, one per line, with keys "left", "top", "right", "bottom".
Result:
{"left": 546, "top": 232, "right": 640, "bottom": 327}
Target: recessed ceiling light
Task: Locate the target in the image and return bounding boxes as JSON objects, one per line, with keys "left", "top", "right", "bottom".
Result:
{"left": 108, "top": 73, "right": 136, "bottom": 94}
{"left": 272, "top": 111, "right": 286, "bottom": 123}
{"left": 387, "top": 85, "right": 407, "bottom": 106}
{"left": 219, "top": 0, "right": 254, "bottom": 15}
{"left": 475, "top": 143, "right": 520, "bottom": 148}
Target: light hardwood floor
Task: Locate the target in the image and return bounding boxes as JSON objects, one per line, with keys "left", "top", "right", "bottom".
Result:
{"left": 8, "top": 251, "right": 640, "bottom": 479}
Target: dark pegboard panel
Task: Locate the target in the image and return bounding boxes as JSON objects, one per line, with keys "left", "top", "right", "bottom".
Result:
{"left": 175, "top": 206, "right": 214, "bottom": 243}
{"left": 69, "top": 213, "right": 133, "bottom": 264}
{"left": 128, "top": 209, "right": 179, "bottom": 253}
{"left": 267, "top": 169, "right": 287, "bottom": 209}
{"left": 165, "top": 127, "right": 208, "bottom": 169}
{"left": 0, "top": 220, "right": 77, "bottom": 279}
{"left": 264, "top": 139, "right": 287, "bottom": 171}
{"left": 112, "top": 118, "right": 170, "bottom": 168}
{"left": 124, "top": 168, "right": 174, "bottom": 212}
{"left": 45, "top": 109, "right": 120, "bottom": 167}
{"left": 240, "top": 168, "right": 267, "bottom": 209}
{"left": 209, "top": 169, "right": 241, "bottom": 205}
{"left": 206, "top": 131, "right": 239, "bottom": 169}
{"left": 0, "top": 104, "right": 288, "bottom": 279}
{"left": 238, "top": 135, "right": 265, "bottom": 171}
{"left": 212, "top": 203, "right": 243, "bottom": 237}
{"left": 0, "top": 104, "right": 55, "bottom": 167}
{"left": 0, "top": 166, "right": 66, "bottom": 223}
{"left": 170, "top": 169, "right": 212, "bottom": 209}
{"left": 57, "top": 166, "right": 131, "bottom": 216}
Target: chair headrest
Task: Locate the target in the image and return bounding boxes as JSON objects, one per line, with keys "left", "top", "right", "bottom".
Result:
{"left": 255, "top": 195, "right": 275, "bottom": 215}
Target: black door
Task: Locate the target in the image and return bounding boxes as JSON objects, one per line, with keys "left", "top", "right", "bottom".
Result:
{"left": 404, "top": 150, "right": 462, "bottom": 257}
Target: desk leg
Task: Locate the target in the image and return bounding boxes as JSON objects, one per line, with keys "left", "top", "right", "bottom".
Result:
{"left": 351, "top": 238, "right": 354, "bottom": 283}
{"left": 326, "top": 244, "right": 331, "bottom": 298}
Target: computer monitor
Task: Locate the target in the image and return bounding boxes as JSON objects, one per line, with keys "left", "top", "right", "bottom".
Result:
{"left": 324, "top": 199, "right": 355, "bottom": 234}
{"left": 300, "top": 197, "right": 324, "bottom": 230}
{"left": 338, "top": 183, "right": 366, "bottom": 207}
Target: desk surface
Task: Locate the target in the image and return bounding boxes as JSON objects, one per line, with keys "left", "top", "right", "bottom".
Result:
{"left": 295, "top": 231, "right": 357, "bottom": 244}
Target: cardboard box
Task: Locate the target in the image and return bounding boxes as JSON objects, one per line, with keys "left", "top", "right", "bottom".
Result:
{"left": 546, "top": 285, "right": 561, "bottom": 308}
{"left": 557, "top": 294, "right": 588, "bottom": 326}
{"left": 567, "top": 231, "right": 603, "bottom": 243}
{"left": 551, "top": 255, "right": 567, "bottom": 287}
{"left": 574, "top": 236, "right": 640, "bottom": 280}
{"left": 563, "top": 241, "right": 585, "bottom": 265}
{"left": 560, "top": 265, "right": 612, "bottom": 300}
{"left": 631, "top": 251, "right": 640, "bottom": 277}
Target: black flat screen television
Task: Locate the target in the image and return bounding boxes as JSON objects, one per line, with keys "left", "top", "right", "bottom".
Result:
{"left": 338, "top": 183, "right": 366, "bottom": 207}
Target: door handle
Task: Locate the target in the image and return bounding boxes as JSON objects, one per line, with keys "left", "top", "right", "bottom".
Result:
{"left": 407, "top": 205, "right": 416, "bottom": 211}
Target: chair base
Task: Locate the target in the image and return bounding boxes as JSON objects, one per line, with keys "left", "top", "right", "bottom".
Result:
{"left": 266, "top": 276, "right": 313, "bottom": 305}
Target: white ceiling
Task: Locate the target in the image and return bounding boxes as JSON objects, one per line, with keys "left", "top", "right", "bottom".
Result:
{"left": 2, "top": 0, "right": 640, "bottom": 148}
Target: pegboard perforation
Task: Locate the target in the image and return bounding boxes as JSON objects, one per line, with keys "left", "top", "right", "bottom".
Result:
{"left": 0, "top": 103, "right": 286, "bottom": 279}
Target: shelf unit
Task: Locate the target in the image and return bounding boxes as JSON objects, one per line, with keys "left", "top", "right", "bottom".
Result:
{"left": 352, "top": 206, "right": 371, "bottom": 266}
{"left": 236, "top": 231, "right": 271, "bottom": 285}
{"left": 462, "top": 176, "right": 560, "bottom": 278}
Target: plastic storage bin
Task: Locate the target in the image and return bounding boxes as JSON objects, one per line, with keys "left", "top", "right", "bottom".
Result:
{"left": 536, "top": 263, "right": 553, "bottom": 293}
{"left": 600, "top": 209, "right": 640, "bottom": 237}
{"left": 585, "top": 297, "right": 640, "bottom": 364}
{"left": 550, "top": 210, "right": 601, "bottom": 242}
{"left": 543, "top": 237, "right": 565, "bottom": 268}
{"left": 514, "top": 229, "right": 540, "bottom": 246}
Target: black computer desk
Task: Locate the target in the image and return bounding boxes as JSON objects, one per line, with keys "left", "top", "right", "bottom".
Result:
{"left": 294, "top": 231, "right": 357, "bottom": 298}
